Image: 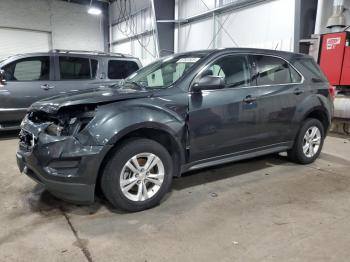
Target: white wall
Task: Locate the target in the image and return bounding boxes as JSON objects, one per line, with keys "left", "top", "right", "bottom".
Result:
{"left": 49, "top": 1, "right": 104, "bottom": 51}
{"left": 178, "top": 0, "right": 216, "bottom": 18}
{"left": 217, "top": 0, "right": 295, "bottom": 51}
{"left": 111, "top": 8, "right": 153, "bottom": 42}
{"left": 0, "top": 0, "right": 104, "bottom": 58}
{"left": 110, "top": 0, "right": 298, "bottom": 64}
{"left": 0, "top": 28, "right": 51, "bottom": 59}
{"left": 178, "top": 19, "right": 214, "bottom": 51}
{"left": 0, "top": 0, "right": 51, "bottom": 32}
{"left": 110, "top": 0, "right": 150, "bottom": 19}
{"left": 110, "top": 0, "right": 158, "bottom": 65}
{"left": 177, "top": 0, "right": 296, "bottom": 52}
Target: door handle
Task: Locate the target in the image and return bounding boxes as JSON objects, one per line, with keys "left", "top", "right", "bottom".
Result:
{"left": 243, "top": 95, "right": 257, "bottom": 103}
{"left": 293, "top": 88, "right": 304, "bottom": 95}
{"left": 40, "top": 84, "right": 55, "bottom": 90}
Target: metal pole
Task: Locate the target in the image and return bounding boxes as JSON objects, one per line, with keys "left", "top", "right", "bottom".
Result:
{"left": 314, "top": 0, "right": 325, "bottom": 34}
{"left": 151, "top": 0, "right": 160, "bottom": 58}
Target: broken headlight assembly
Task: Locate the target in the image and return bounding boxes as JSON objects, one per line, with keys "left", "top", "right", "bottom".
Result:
{"left": 45, "top": 110, "right": 96, "bottom": 137}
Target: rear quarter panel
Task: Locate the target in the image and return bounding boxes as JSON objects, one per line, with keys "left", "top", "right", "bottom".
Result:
{"left": 290, "top": 54, "right": 333, "bottom": 133}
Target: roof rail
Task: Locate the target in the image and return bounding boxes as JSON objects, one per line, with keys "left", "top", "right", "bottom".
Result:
{"left": 49, "top": 49, "right": 129, "bottom": 57}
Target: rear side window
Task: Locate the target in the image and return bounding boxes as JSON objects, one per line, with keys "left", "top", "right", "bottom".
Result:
{"left": 2, "top": 56, "right": 50, "bottom": 81}
{"left": 253, "top": 55, "right": 302, "bottom": 85}
{"left": 59, "top": 56, "right": 92, "bottom": 80}
{"left": 292, "top": 57, "right": 327, "bottom": 82}
{"left": 108, "top": 60, "right": 139, "bottom": 79}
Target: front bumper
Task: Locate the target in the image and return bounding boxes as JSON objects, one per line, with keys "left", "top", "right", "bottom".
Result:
{"left": 16, "top": 118, "right": 111, "bottom": 204}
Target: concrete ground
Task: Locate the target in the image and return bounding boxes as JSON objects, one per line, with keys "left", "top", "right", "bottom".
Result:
{"left": 0, "top": 133, "right": 350, "bottom": 262}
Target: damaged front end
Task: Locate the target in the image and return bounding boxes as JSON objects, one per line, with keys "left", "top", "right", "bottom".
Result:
{"left": 16, "top": 105, "right": 112, "bottom": 204}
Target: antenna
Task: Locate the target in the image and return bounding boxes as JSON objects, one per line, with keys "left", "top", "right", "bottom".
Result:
{"left": 275, "top": 43, "right": 279, "bottom": 50}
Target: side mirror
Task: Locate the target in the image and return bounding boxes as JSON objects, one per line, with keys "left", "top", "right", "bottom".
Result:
{"left": 0, "top": 70, "right": 6, "bottom": 86}
{"left": 192, "top": 75, "right": 224, "bottom": 93}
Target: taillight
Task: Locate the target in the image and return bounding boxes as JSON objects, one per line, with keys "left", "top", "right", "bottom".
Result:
{"left": 328, "top": 85, "right": 336, "bottom": 100}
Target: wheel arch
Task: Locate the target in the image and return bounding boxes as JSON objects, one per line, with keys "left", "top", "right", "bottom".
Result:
{"left": 95, "top": 123, "right": 186, "bottom": 195}
{"left": 109, "top": 122, "right": 186, "bottom": 165}
{"left": 293, "top": 94, "right": 332, "bottom": 136}
{"left": 302, "top": 106, "right": 331, "bottom": 133}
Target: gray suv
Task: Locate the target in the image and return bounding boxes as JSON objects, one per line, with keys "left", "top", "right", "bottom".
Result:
{"left": 16, "top": 48, "right": 334, "bottom": 212}
{"left": 0, "top": 50, "right": 141, "bottom": 131}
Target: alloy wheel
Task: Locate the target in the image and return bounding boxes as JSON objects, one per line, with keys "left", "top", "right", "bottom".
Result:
{"left": 119, "top": 153, "right": 165, "bottom": 202}
{"left": 302, "top": 126, "right": 321, "bottom": 158}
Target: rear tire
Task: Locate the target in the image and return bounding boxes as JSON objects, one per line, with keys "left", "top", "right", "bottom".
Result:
{"left": 101, "top": 138, "right": 173, "bottom": 212}
{"left": 288, "top": 118, "right": 324, "bottom": 164}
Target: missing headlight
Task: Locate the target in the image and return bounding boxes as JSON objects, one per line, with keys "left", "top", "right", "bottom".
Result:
{"left": 45, "top": 109, "right": 96, "bottom": 136}
{"left": 46, "top": 123, "right": 64, "bottom": 136}
{"left": 65, "top": 115, "right": 94, "bottom": 136}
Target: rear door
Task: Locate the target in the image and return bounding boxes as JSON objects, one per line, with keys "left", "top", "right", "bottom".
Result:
{"left": 0, "top": 55, "right": 56, "bottom": 124}
{"left": 250, "top": 54, "right": 306, "bottom": 144}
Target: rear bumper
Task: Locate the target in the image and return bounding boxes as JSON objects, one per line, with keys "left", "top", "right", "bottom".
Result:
{"left": 16, "top": 118, "right": 112, "bottom": 204}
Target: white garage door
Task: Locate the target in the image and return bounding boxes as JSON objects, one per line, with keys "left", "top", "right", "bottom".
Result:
{"left": 0, "top": 28, "right": 51, "bottom": 60}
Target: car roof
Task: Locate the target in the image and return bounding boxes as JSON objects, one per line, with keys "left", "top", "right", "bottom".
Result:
{"left": 1, "top": 50, "right": 139, "bottom": 61}
{"left": 173, "top": 48, "right": 307, "bottom": 59}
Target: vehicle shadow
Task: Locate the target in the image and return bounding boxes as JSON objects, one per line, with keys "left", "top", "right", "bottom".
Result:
{"left": 27, "top": 153, "right": 293, "bottom": 216}
{"left": 27, "top": 184, "right": 123, "bottom": 216}
{"left": 172, "top": 154, "right": 291, "bottom": 191}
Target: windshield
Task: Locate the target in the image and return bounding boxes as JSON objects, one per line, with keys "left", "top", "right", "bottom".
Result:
{"left": 122, "top": 55, "right": 204, "bottom": 89}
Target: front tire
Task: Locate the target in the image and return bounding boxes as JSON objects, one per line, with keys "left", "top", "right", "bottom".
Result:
{"left": 288, "top": 118, "right": 325, "bottom": 164}
{"left": 101, "top": 138, "right": 173, "bottom": 212}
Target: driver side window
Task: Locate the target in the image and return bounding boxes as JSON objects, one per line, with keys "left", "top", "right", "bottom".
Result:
{"left": 207, "top": 55, "right": 251, "bottom": 88}
{"left": 211, "top": 64, "right": 225, "bottom": 78}
{"left": 2, "top": 56, "right": 50, "bottom": 81}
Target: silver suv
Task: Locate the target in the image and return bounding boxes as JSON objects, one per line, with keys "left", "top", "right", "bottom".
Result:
{"left": 0, "top": 50, "right": 141, "bottom": 131}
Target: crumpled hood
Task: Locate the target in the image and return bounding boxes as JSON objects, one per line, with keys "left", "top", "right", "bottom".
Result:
{"left": 30, "top": 87, "right": 153, "bottom": 114}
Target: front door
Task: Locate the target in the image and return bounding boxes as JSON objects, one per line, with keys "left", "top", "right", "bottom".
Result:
{"left": 0, "top": 55, "right": 56, "bottom": 124}
{"left": 188, "top": 54, "right": 262, "bottom": 162}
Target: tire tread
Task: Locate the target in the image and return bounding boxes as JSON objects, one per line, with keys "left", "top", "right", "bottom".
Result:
{"left": 101, "top": 138, "right": 173, "bottom": 212}
{"left": 288, "top": 118, "right": 324, "bottom": 164}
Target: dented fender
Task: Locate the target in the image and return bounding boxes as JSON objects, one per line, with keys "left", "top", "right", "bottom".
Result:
{"left": 77, "top": 95, "right": 188, "bottom": 162}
